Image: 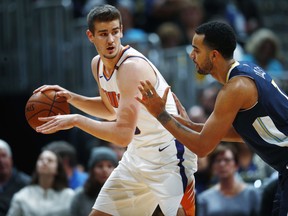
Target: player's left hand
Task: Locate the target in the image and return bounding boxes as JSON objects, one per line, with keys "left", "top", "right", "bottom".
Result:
{"left": 36, "top": 114, "right": 77, "bottom": 134}
{"left": 171, "top": 92, "right": 193, "bottom": 127}
{"left": 135, "top": 80, "right": 169, "bottom": 118}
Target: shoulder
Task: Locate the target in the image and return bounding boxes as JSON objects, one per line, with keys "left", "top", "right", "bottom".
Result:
{"left": 91, "top": 55, "right": 101, "bottom": 68}
{"left": 12, "top": 185, "right": 35, "bottom": 200}
{"left": 92, "top": 55, "right": 100, "bottom": 63}
{"left": 91, "top": 55, "right": 101, "bottom": 70}
{"left": 16, "top": 171, "right": 31, "bottom": 182}
{"left": 61, "top": 188, "right": 75, "bottom": 196}
{"left": 12, "top": 169, "right": 31, "bottom": 185}
{"left": 227, "top": 62, "right": 262, "bottom": 96}
{"left": 119, "top": 56, "right": 150, "bottom": 71}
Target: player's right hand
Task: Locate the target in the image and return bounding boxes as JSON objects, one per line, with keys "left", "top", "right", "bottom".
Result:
{"left": 33, "top": 85, "right": 72, "bottom": 102}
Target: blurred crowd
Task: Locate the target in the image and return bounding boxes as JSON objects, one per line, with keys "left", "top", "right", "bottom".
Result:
{"left": 0, "top": 138, "right": 125, "bottom": 216}
{"left": 71, "top": 0, "right": 287, "bottom": 79}
{"left": 1, "top": 0, "right": 287, "bottom": 215}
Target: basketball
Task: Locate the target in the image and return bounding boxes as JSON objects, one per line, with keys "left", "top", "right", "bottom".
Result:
{"left": 25, "top": 90, "right": 70, "bottom": 130}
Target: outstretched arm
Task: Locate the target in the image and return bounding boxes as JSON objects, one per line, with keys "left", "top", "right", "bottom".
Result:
{"left": 36, "top": 59, "right": 157, "bottom": 147}
{"left": 136, "top": 80, "right": 243, "bottom": 157}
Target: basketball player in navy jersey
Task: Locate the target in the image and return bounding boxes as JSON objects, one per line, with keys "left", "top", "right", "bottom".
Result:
{"left": 33, "top": 4, "right": 196, "bottom": 216}
{"left": 137, "top": 21, "right": 288, "bottom": 216}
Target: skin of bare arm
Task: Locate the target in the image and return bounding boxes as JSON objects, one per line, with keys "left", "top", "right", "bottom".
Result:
{"left": 33, "top": 60, "right": 116, "bottom": 122}
{"left": 136, "top": 75, "right": 255, "bottom": 157}
{"left": 36, "top": 57, "right": 156, "bottom": 147}
{"left": 35, "top": 17, "right": 160, "bottom": 146}
{"left": 135, "top": 29, "right": 262, "bottom": 157}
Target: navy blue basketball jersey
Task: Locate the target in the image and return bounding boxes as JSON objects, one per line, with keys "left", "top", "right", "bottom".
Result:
{"left": 228, "top": 61, "right": 288, "bottom": 172}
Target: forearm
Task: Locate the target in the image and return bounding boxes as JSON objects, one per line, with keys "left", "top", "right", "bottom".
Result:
{"left": 156, "top": 111, "right": 216, "bottom": 157}
{"left": 69, "top": 94, "right": 115, "bottom": 120}
{"left": 73, "top": 114, "right": 133, "bottom": 147}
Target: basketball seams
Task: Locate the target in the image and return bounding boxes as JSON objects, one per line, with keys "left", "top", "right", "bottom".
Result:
{"left": 25, "top": 90, "right": 70, "bottom": 130}
{"left": 25, "top": 101, "right": 69, "bottom": 115}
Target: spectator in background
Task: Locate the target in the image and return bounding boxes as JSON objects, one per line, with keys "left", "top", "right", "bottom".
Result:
{"left": 157, "top": 22, "right": 183, "bottom": 49}
{"left": 176, "top": 0, "right": 205, "bottom": 45}
{"left": 237, "top": 143, "right": 275, "bottom": 187}
{"left": 70, "top": 146, "right": 118, "bottom": 216}
{"left": 196, "top": 143, "right": 260, "bottom": 216}
{"left": 118, "top": 3, "right": 150, "bottom": 56}
{"left": 44, "top": 140, "right": 88, "bottom": 190}
{"left": 0, "top": 139, "right": 31, "bottom": 216}
{"left": 243, "top": 28, "right": 285, "bottom": 80}
{"left": 197, "top": 81, "right": 221, "bottom": 118}
{"left": 145, "top": 0, "right": 190, "bottom": 33}
{"left": 234, "top": 0, "right": 262, "bottom": 36}
{"left": 7, "top": 149, "right": 74, "bottom": 216}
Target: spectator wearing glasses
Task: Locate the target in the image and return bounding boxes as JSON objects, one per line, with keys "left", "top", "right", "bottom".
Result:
{"left": 196, "top": 143, "right": 260, "bottom": 216}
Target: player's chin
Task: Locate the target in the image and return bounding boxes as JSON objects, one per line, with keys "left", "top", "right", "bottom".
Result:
{"left": 104, "top": 53, "right": 117, "bottom": 59}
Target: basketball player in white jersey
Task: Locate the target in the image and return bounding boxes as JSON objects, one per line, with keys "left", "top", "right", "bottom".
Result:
{"left": 33, "top": 4, "right": 197, "bottom": 216}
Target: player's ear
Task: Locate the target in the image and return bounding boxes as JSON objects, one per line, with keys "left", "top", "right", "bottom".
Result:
{"left": 120, "top": 24, "right": 123, "bottom": 38}
{"left": 210, "top": 50, "right": 217, "bottom": 61}
{"left": 86, "top": 30, "right": 94, "bottom": 43}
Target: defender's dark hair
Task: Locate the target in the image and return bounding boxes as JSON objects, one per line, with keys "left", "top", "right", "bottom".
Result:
{"left": 195, "top": 21, "right": 236, "bottom": 59}
{"left": 87, "top": 4, "right": 122, "bottom": 34}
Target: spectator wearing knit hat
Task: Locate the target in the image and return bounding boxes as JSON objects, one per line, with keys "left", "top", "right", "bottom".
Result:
{"left": 70, "top": 146, "right": 118, "bottom": 216}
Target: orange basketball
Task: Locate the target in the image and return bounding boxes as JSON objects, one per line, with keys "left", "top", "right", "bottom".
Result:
{"left": 25, "top": 90, "right": 70, "bottom": 130}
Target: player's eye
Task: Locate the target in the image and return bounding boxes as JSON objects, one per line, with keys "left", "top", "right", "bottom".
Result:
{"left": 112, "top": 30, "right": 119, "bottom": 35}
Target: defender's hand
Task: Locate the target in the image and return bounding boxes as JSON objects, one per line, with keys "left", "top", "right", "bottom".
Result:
{"left": 135, "top": 80, "right": 170, "bottom": 118}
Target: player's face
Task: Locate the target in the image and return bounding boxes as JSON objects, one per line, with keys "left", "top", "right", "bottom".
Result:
{"left": 190, "top": 34, "right": 213, "bottom": 75}
{"left": 87, "top": 19, "right": 123, "bottom": 60}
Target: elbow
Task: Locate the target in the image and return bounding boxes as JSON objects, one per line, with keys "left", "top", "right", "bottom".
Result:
{"left": 196, "top": 143, "right": 217, "bottom": 158}
{"left": 115, "top": 133, "right": 133, "bottom": 147}
{"left": 197, "top": 150, "right": 210, "bottom": 158}
{"left": 185, "top": 141, "right": 214, "bottom": 158}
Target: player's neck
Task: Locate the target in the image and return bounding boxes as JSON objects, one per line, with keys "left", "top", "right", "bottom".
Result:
{"left": 213, "top": 59, "right": 236, "bottom": 84}
{"left": 102, "top": 46, "right": 124, "bottom": 75}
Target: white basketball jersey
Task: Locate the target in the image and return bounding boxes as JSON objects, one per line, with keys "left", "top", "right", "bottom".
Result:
{"left": 97, "top": 46, "right": 197, "bottom": 169}
{"left": 97, "top": 46, "right": 177, "bottom": 146}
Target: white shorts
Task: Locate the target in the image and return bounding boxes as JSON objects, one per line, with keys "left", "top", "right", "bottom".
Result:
{"left": 92, "top": 139, "right": 197, "bottom": 216}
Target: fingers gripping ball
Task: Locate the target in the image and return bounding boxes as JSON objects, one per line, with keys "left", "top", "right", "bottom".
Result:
{"left": 25, "top": 90, "right": 70, "bottom": 130}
